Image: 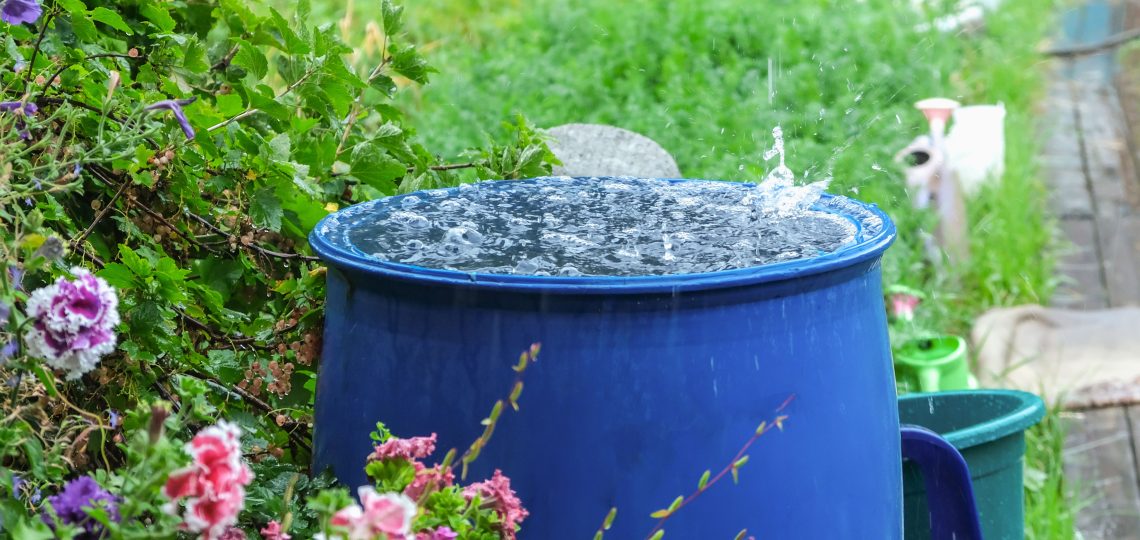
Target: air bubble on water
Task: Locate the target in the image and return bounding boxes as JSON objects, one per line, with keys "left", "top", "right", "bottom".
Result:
{"left": 439, "top": 198, "right": 466, "bottom": 212}
{"left": 389, "top": 211, "right": 430, "bottom": 230}
{"left": 401, "top": 195, "right": 422, "bottom": 208}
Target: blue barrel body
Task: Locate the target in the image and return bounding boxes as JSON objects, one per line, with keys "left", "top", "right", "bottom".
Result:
{"left": 310, "top": 179, "right": 901, "bottom": 539}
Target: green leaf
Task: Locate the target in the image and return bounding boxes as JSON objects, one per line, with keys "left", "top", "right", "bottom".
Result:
{"left": 33, "top": 366, "right": 59, "bottom": 398}
{"left": 318, "top": 76, "right": 354, "bottom": 117}
{"left": 649, "top": 531, "right": 665, "bottom": 540}
{"left": 602, "top": 507, "right": 617, "bottom": 529}
{"left": 10, "top": 521, "right": 55, "bottom": 540}
{"left": 234, "top": 39, "right": 269, "bottom": 80}
{"left": 697, "top": 470, "right": 711, "bottom": 490}
{"left": 381, "top": 0, "right": 404, "bottom": 36}
{"left": 140, "top": 3, "right": 177, "bottom": 32}
{"left": 734, "top": 529, "right": 750, "bottom": 540}
{"left": 90, "top": 7, "right": 133, "bottom": 34}
{"left": 70, "top": 13, "right": 99, "bottom": 42}
{"left": 269, "top": 133, "right": 291, "bottom": 161}
{"left": 667, "top": 495, "right": 683, "bottom": 512}
{"left": 250, "top": 187, "right": 283, "bottom": 231}
{"left": 350, "top": 151, "right": 405, "bottom": 194}
{"left": 388, "top": 44, "right": 433, "bottom": 85}
{"left": 183, "top": 39, "right": 210, "bottom": 73}
{"left": 56, "top": 0, "right": 87, "bottom": 14}
{"left": 215, "top": 93, "right": 244, "bottom": 117}
{"left": 97, "top": 263, "right": 135, "bottom": 289}
{"left": 649, "top": 509, "right": 670, "bottom": 519}
{"left": 118, "top": 245, "right": 152, "bottom": 278}
{"left": 266, "top": 8, "right": 310, "bottom": 54}
{"left": 369, "top": 74, "right": 397, "bottom": 96}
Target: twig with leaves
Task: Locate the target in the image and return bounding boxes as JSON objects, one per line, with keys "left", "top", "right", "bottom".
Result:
{"left": 642, "top": 393, "right": 795, "bottom": 540}
{"left": 435, "top": 342, "right": 542, "bottom": 481}
{"left": 590, "top": 393, "right": 795, "bottom": 540}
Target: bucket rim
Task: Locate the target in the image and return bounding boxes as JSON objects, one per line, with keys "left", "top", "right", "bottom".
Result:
{"left": 899, "top": 389, "right": 1047, "bottom": 450}
{"left": 308, "top": 177, "right": 897, "bottom": 295}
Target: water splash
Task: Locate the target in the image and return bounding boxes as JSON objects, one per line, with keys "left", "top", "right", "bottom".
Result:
{"left": 756, "top": 126, "right": 830, "bottom": 218}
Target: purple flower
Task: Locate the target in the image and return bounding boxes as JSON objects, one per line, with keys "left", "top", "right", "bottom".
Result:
{"left": 7, "top": 267, "right": 24, "bottom": 290}
{"left": 43, "top": 476, "right": 120, "bottom": 539}
{"left": 427, "top": 526, "right": 459, "bottom": 540}
{"left": 0, "top": 341, "right": 17, "bottom": 366}
{"left": 1, "top": 0, "right": 42, "bottom": 26}
{"left": 144, "top": 97, "right": 196, "bottom": 140}
{"left": 0, "top": 100, "right": 38, "bottom": 139}
{"left": 24, "top": 267, "right": 120, "bottom": 380}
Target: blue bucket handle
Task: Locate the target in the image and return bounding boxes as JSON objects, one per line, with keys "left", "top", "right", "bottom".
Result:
{"left": 901, "top": 425, "right": 984, "bottom": 540}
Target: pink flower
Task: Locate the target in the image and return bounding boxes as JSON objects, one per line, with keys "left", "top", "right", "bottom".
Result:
{"left": 163, "top": 421, "right": 254, "bottom": 540}
{"left": 417, "top": 526, "right": 458, "bottom": 540}
{"left": 217, "top": 527, "right": 247, "bottom": 539}
{"left": 890, "top": 293, "right": 920, "bottom": 322}
{"left": 404, "top": 462, "right": 455, "bottom": 501}
{"left": 463, "top": 470, "right": 528, "bottom": 540}
{"left": 24, "top": 267, "right": 120, "bottom": 380}
{"left": 260, "top": 521, "right": 291, "bottom": 540}
{"left": 326, "top": 487, "right": 417, "bottom": 540}
{"left": 369, "top": 434, "right": 437, "bottom": 462}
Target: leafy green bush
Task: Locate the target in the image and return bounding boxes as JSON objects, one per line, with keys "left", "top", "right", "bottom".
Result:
{"left": 1, "top": 0, "right": 553, "bottom": 536}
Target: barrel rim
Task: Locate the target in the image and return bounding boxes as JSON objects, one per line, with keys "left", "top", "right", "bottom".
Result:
{"left": 308, "top": 177, "right": 897, "bottom": 295}
{"left": 899, "top": 389, "right": 1047, "bottom": 450}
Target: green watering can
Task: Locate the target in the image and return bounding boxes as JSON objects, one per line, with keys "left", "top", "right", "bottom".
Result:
{"left": 895, "top": 335, "right": 977, "bottom": 393}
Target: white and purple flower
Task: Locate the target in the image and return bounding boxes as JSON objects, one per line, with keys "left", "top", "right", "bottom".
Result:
{"left": 23, "top": 267, "right": 120, "bottom": 380}
{"left": 1, "top": 0, "right": 42, "bottom": 26}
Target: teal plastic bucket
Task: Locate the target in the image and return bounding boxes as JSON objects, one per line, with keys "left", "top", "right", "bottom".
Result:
{"left": 899, "top": 390, "right": 1045, "bottom": 540}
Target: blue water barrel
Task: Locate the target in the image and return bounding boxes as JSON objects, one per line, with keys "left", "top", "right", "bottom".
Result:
{"left": 310, "top": 178, "right": 900, "bottom": 539}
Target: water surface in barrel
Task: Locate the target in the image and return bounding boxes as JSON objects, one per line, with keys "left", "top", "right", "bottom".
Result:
{"left": 342, "top": 176, "right": 859, "bottom": 276}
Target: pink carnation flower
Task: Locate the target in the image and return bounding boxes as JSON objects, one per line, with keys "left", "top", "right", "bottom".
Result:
{"left": 163, "top": 421, "right": 254, "bottom": 540}
{"left": 324, "top": 487, "right": 417, "bottom": 540}
{"left": 463, "top": 470, "right": 528, "bottom": 540}
{"left": 417, "top": 526, "right": 458, "bottom": 540}
{"left": 890, "top": 293, "right": 920, "bottom": 322}
{"left": 24, "top": 267, "right": 120, "bottom": 380}
{"left": 404, "top": 462, "right": 455, "bottom": 501}
{"left": 369, "top": 434, "right": 437, "bottom": 462}
{"left": 260, "top": 520, "right": 291, "bottom": 540}
{"left": 218, "top": 527, "right": 248, "bottom": 539}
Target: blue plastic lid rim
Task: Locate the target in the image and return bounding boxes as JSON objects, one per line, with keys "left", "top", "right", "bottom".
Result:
{"left": 308, "top": 178, "right": 898, "bottom": 295}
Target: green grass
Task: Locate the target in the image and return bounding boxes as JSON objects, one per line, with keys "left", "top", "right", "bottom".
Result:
{"left": 308, "top": 0, "right": 1070, "bottom": 535}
